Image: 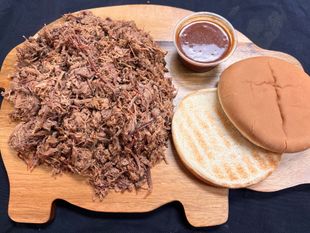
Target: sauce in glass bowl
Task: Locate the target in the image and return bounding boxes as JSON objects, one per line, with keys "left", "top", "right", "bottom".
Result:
{"left": 174, "top": 12, "right": 237, "bottom": 72}
{"left": 177, "top": 21, "right": 230, "bottom": 63}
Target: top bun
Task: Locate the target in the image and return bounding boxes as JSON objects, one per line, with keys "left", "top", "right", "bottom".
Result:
{"left": 218, "top": 56, "right": 310, "bottom": 153}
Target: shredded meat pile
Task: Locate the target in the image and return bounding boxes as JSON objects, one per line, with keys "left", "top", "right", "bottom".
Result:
{"left": 4, "top": 11, "right": 175, "bottom": 198}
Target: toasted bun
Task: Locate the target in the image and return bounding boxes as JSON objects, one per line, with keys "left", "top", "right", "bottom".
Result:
{"left": 218, "top": 56, "right": 310, "bottom": 153}
{"left": 172, "top": 89, "right": 281, "bottom": 188}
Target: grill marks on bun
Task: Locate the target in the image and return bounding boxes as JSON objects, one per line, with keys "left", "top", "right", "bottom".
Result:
{"left": 172, "top": 89, "right": 281, "bottom": 188}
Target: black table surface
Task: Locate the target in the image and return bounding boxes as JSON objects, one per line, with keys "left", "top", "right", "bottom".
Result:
{"left": 0, "top": 0, "right": 309, "bottom": 232}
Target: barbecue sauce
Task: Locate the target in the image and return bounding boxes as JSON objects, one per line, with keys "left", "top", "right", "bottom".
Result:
{"left": 177, "top": 21, "right": 230, "bottom": 63}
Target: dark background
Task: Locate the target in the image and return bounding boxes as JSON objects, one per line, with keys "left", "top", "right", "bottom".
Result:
{"left": 0, "top": 0, "right": 309, "bottom": 232}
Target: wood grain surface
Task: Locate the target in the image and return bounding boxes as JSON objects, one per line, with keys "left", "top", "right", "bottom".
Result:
{"left": 0, "top": 4, "right": 308, "bottom": 227}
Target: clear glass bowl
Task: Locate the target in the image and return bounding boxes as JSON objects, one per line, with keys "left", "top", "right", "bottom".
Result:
{"left": 173, "top": 12, "right": 238, "bottom": 72}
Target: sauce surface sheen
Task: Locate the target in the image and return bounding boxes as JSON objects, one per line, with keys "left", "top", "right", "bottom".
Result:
{"left": 177, "top": 21, "right": 230, "bottom": 63}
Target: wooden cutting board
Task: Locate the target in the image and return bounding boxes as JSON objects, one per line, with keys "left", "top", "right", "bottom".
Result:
{"left": 0, "top": 4, "right": 309, "bottom": 227}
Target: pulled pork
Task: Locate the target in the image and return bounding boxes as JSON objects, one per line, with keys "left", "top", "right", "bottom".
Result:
{"left": 4, "top": 11, "right": 175, "bottom": 198}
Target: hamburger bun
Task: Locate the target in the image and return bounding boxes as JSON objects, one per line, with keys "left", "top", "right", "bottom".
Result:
{"left": 218, "top": 56, "right": 310, "bottom": 153}
{"left": 172, "top": 89, "right": 281, "bottom": 188}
